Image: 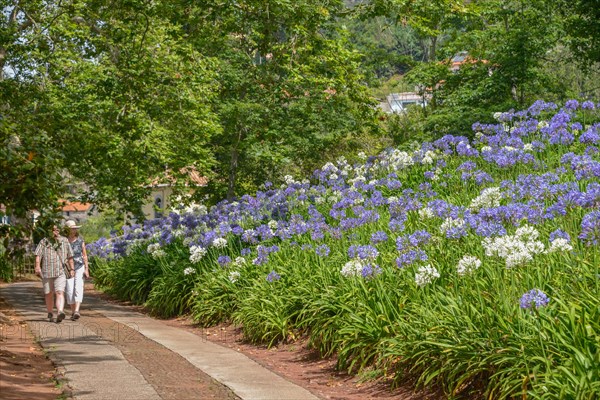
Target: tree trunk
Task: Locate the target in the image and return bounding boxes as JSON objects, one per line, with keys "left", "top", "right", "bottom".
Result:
{"left": 429, "top": 36, "right": 437, "bottom": 62}
{"left": 226, "top": 127, "right": 245, "bottom": 201}
{"left": 227, "top": 146, "right": 238, "bottom": 201}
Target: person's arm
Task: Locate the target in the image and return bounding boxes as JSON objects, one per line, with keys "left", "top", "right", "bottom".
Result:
{"left": 34, "top": 240, "right": 44, "bottom": 277}
{"left": 68, "top": 257, "right": 75, "bottom": 277}
{"left": 34, "top": 255, "right": 42, "bottom": 276}
{"left": 64, "top": 239, "right": 75, "bottom": 277}
{"left": 82, "top": 241, "right": 90, "bottom": 278}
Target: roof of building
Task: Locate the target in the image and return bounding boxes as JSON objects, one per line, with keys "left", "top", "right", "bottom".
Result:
{"left": 60, "top": 200, "right": 93, "bottom": 212}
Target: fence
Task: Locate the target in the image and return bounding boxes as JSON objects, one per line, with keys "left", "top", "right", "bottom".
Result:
{"left": 12, "top": 254, "right": 36, "bottom": 279}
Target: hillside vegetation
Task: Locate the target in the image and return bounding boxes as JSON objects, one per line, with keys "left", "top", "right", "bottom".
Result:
{"left": 91, "top": 100, "right": 600, "bottom": 399}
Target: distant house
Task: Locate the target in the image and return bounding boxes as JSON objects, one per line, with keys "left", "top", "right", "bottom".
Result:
{"left": 383, "top": 92, "right": 428, "bottom": 114}
{"left": 143, "top": 167, "right": 207, "bottom": 220}
{"left": 449, "top": 51, "right": 492, "bottom": 74}
{"left": 60, "top": 200, "right": 97, "bottom": 224}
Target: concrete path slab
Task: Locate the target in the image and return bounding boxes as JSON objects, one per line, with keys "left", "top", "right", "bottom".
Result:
{"left": 1, "top": 282, "right": 320, "bottom": 400}
{"left": 1, "top": 283, "right": 160, "bottom": 400}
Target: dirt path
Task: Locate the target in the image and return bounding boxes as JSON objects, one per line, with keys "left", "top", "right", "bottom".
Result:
{"left": 0, "top": 296, "right": 66, "bottom": 400}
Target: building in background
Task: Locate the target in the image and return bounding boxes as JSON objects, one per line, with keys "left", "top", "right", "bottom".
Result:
{"left": 60, "top": 200, "right": 97, "bottom": 225}
{"left": 143, "top": 167, "right": 207, "bottom": 220}
{"left": 383, "top": 92, "right": 428, "bottom": 114}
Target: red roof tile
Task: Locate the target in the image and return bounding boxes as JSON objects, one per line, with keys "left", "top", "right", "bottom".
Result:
{"left": 60, "top": 201, "right": 93, "bottom": 212}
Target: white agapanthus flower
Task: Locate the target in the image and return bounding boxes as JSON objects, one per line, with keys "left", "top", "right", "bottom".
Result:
{"left": 547, "top": 238, "right": 573, "bottom": 253}
{"left": 440, "top": 217, "right": 466, "bottom": 235}
{"left": 228, "top": 271, "right": 241, "bottom": 283}
{"left": 469, "top": 187, "right": 503, "bottom": 211}
{"left": 184, "top": 203, "right": 207, "bottom": 216}
{"left": 504, "top": 251, "right": 534, "bottom": 269}
{"left": 147, "top": 243, "right": 165, "bottom": 259}
{"left": 415, "top": 265, "right": 440, "bottom": 287}
{"left": 388, "top": 150, "right": 414, "bottom": 170}
{"left": 151, "top": 249, "right": 166, "bottom": 259}
{"left": 233, "top": 256, "right": 247, "bottom": 267}
{"left": 329, "top": 173, "right": 338, "bottom": 180}
{"left": 357, "top": 151, "right": 367, "bottom": 160}
{"left": 183, "top": 267, "right": 196, "bottom": 275}
{"left": 341, "top": 259, "right": 364, "bottom": 277}
{"left": 515, "top": 225, "right": 540, "bottom": 242}
{"left": 348, "top": 175, "right": 366, "bottom": 185}
{"left": 481, "top": 145, "right": 492, "bottom": 153}
{"left": 482, "top": 225, "right": 545, "bottom": 268}
{"left": 268, "top": 220, "right": 278, "bottom": 229}
{"left": 523, "top": 143, "right": 534, "bottom": 151}
{"left": 172, "top": 228, "right": 185, "bottom": 238}
{"left": 321, "top": 162, "right": 336, "bottom": 172}
{"left": 189, "top": 245, "right": 207, "bottom": 263}
{"left": 418, "top": 207, "right": 435, "bottom": 219}
{"left": 457, "top": 255, "right": 482, "bottom": 275}
{"left": 525, "top": 240, "right": 546, "bottom": 255}
{"left": 212, "top": 237, "right": 228, "bottom": 249}
{"left": 354, "top": 165, "right": 367, "bottom": 176}
{"left": 421, "top": 150, "right": 436, "bottom": 165}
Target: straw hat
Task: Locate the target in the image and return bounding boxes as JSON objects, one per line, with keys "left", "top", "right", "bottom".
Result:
{"left": 65, "top": 220, "right": 81, "bottom": 229}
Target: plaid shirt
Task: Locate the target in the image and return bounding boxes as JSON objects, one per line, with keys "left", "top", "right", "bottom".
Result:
{"left": 34, "top": 237, "right": 73, "bottom": 278}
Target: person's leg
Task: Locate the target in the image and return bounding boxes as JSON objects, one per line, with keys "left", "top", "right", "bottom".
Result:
{"left": 42, "top": 278, "right": 54, "bottom": 321}
{"left": 45, "top": 292, "right": 54, "bottom": 312}
{"left": 65, "top": 276, "right": 76, "bottom": 313}
{"left": 54, "top": 275, "right": 67, "bottom": 322}
{"left": 74, "top": 269, "right": 84, "bottom": 314}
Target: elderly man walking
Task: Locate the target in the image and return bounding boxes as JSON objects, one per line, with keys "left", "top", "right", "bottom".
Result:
{"left": 34, "top": 224, "right": 75, "bottom": 323}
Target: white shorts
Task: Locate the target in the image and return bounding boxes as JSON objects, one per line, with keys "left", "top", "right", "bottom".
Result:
{"left": 42, "top": 274, "right": 66, "bottom": 295}
{"left": 65, "top": 268, "right": 85, "bottom": 304}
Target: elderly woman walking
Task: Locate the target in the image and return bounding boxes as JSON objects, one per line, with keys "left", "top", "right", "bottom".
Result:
{"left": 64, "top": 220, "right": 90, "bottom": 320}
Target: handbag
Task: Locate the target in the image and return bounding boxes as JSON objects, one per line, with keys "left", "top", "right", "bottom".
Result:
{"left": 51, "top": 240, "right": 72, "bottom": 278}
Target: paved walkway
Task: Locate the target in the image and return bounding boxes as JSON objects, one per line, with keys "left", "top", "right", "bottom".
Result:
{"left": 1, "top": 282, "right": 319, "bottom": 400}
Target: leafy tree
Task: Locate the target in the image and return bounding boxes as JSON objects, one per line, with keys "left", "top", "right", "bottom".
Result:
{"left": 343, "top": 15, "right": 421, "bottom": 80}
{"left": 358, "top": 0, "right": 472, "bottom": 61}
{"left": 173, "top": 0, "right": 381, "bottom": 201}
{"left": 401, "top": 0, "right": 563, "bottom": 136}
{"left": 556, "top": 0, "right": 600, "bottom": 66}
{"left": 1, "top": 0, "right": 220, "bottom": 225}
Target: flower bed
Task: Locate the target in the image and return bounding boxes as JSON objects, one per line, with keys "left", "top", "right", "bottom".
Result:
{"left": 90, "top": 99, "right": 600, "bottom": 398}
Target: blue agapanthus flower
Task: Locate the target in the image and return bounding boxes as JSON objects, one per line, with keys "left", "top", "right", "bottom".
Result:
{"left": 520, "top": 289, "right": 550, "bottom": 309}
{"left": 266, "top": 270, "right": 281, "bottom": 282}
{"left": 579, "top": 210, "right": 600, "bottom": 246}
{"left": 217, "top": 255, "right": 231, "bottom": 267}
{"left": 370, "top": 231, "right": 388, "bottom": 245}
{"left": 315, "top": 244, "right": 330, "bottom": 257}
